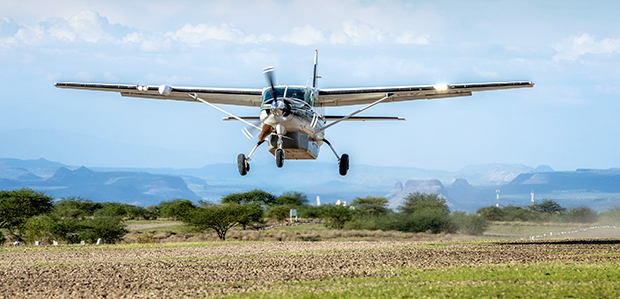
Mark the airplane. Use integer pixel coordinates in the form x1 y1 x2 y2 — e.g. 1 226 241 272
54 50 533 176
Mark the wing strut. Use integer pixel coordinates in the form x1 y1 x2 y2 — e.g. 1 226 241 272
315 93 394 135
189 93 262 131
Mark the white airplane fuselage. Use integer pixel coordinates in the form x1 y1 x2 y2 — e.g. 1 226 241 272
259 85 326 159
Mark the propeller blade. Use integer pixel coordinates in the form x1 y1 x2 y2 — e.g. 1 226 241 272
263 66 277 100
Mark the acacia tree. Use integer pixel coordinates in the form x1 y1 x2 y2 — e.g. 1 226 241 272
350 196 390 217
397 192 450 216
221 189 277 206
275 191 309 206
0 188 54 242
185 204 254 240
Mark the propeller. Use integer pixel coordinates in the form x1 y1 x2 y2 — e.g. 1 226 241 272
263 66 277 100
262 66 291 117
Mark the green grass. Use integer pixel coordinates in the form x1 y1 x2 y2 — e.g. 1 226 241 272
221 261 620 298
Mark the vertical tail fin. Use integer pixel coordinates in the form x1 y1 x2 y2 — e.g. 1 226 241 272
312 49 318 88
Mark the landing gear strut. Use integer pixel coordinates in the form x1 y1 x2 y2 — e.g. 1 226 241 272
237 140 264 176
323 139 349 176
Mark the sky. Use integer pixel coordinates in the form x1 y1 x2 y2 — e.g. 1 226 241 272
1 0 619 172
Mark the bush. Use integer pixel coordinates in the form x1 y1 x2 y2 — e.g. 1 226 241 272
298 205 322 218
275 191 309 206
0 188 54 242
371 212 451 234
451 211 488 235
350 196 390 217
477 206 504 221
320 204 353 229
266 205 294 222
157 199 197 220
599 206 620 226
54 196 103 219
79 216 128 244
397 192 450 217
565 206 598 223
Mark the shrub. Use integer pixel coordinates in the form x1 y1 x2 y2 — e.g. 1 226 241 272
565 206 598 223
0 188 54 242
275 191 309 206
158 199 197 220
54 196 103 219
397 192 450 217
79 216 128 244
350 196 390 217
266 205 294 222
320 204 353 229
477 206 504 221
298 205 322 218
451 211 488 235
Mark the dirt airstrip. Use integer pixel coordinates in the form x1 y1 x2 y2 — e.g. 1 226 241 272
1 238 620 298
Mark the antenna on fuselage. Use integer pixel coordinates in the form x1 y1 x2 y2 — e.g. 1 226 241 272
312 49 319 88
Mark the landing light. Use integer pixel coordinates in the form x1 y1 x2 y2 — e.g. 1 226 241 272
434 84 448 91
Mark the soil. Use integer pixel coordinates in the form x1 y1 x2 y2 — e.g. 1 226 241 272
1 238 619 298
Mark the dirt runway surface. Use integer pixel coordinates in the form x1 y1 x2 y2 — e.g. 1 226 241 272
1 239 620 298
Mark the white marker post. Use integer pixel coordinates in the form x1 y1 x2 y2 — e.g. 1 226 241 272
290 209 297 223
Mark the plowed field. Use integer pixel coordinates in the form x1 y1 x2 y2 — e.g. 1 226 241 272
1 238 620 298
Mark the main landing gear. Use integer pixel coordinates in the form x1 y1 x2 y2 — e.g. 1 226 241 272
324 139 349 176
236 137 350 176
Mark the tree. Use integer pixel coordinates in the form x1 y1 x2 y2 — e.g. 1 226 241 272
320 204 353 229
397 192 450 217
185 204 249 240
237 203 264 229
275 191 309 206
266 205 294 222
221 189 277 206
79 216 128 244
157 199 197 220
54 196 103 220
0 188 54 241
529 199 566 215
477 206 505 221
350 196 390 217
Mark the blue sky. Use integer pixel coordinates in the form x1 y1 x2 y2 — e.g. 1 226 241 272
1 0 619 172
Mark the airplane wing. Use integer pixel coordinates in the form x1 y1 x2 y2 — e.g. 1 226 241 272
54 82 263 107
316 81 534 107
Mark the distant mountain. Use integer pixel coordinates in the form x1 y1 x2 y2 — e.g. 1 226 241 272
386 179 450 209
1 157 619 211
0 161 202 205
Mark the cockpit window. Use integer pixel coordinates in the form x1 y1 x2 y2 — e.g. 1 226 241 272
263 87 312 104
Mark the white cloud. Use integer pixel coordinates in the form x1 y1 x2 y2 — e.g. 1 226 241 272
552 33 620 61
330 19 429 46
165 23 272 44
473 67 500 79
281 25 325 46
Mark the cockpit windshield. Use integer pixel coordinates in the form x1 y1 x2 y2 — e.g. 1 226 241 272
263 87 313 104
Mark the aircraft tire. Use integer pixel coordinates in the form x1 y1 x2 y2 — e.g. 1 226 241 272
275 149 284 168
237 154 248 176
339 153 349 176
